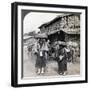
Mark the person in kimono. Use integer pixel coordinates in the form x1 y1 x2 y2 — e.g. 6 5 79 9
57 44 67 75
35 39 47 75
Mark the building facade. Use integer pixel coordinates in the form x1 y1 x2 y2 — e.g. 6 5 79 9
39 14 80 44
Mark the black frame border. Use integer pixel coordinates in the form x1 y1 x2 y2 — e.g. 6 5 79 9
11 2 88 87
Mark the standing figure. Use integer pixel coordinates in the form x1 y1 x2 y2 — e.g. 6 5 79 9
57 45 67 75
35 39 47 75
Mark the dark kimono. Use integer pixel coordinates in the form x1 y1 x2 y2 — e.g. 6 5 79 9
56 48 67 74
35 51 46 68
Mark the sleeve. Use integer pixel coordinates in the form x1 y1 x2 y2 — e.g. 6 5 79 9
64 48 68 60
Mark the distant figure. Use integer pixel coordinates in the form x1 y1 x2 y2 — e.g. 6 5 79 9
32 39 39 54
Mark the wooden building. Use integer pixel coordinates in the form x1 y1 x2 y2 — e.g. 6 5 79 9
39 14 80 46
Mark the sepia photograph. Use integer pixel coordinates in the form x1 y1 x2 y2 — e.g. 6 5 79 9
23 12 80 77
11 2 88 87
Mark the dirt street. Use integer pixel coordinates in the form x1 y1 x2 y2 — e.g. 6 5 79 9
23 48 80 78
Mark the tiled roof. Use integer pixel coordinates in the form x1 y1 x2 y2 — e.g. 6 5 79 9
39 14 72 28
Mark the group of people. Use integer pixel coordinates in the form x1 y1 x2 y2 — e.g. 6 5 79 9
32 38 74 75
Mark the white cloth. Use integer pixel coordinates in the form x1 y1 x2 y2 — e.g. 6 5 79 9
40 51 43 56
59 55 64 60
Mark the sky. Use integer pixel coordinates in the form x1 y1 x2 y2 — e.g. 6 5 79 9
23 12 63 34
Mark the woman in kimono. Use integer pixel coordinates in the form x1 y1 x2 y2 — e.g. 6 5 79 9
57 44 67 75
